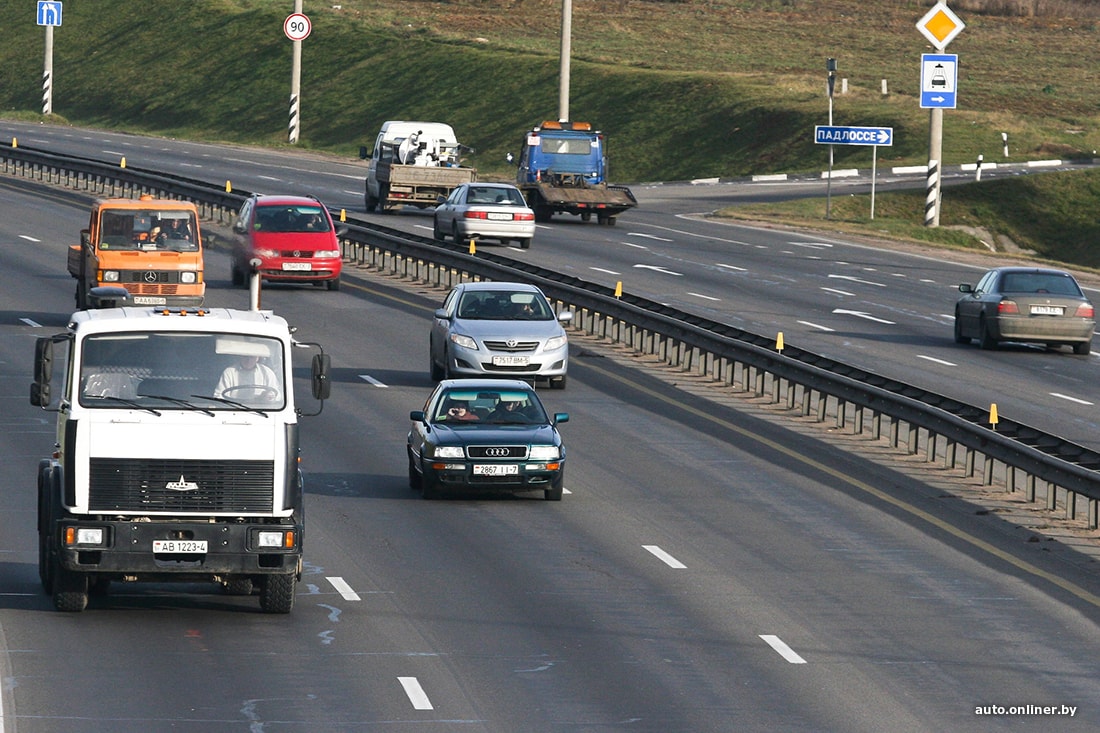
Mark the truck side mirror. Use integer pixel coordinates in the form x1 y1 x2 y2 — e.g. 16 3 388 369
30 337 53 406
358 145 370 160
311 353 331 401
81 230 91 248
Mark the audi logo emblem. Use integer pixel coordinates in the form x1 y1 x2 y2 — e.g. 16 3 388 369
484 447 510 457
144 271 159 283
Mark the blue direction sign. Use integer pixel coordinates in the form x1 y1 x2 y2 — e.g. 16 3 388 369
921 53 958 109
37 1 62 26
814 126 893 146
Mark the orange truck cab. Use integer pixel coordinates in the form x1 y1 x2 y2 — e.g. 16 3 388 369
67 196 205 309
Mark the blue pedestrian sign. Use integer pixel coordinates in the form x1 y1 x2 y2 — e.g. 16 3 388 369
921 53 958 109
814 126 893 147
37 1 62 26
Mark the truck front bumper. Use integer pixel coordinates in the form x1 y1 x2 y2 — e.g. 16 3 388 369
55 519 302 580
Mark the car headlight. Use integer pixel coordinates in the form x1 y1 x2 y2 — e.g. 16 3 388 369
316 249 340 258
102 270 120 282
254 248 279 259
430 445 465 459
544 335 568 351
529 445 560 460
180 271 197 284
450 333 478 350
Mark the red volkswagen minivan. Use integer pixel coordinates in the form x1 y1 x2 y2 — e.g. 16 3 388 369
231 194 344 291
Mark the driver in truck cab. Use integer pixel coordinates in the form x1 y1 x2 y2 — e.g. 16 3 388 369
215 353 280 402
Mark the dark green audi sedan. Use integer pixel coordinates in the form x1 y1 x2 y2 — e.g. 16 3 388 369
407 379 569 500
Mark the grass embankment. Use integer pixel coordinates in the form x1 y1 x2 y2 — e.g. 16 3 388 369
0 1 1096 267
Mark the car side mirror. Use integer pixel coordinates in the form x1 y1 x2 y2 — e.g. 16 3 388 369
434 308 450 320
557 311 574 324
958 284 973 293
553 412 569 425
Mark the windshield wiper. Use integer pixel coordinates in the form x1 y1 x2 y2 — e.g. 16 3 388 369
85 395 162 416
189 394 269 417
139 394 216 416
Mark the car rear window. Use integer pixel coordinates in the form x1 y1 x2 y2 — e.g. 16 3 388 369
1000 272 1081 296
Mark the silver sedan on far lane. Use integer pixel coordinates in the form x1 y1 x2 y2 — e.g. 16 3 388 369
433 182 536 249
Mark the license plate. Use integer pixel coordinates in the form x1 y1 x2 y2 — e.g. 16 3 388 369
132 296 167 305
492 355 529 366
486 212 512 221
153 540 208 553
1030 305 1064 315
282 262 313 271
474 464 519 476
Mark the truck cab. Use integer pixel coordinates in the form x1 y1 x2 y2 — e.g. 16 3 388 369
67 196 205 309
360 120 476 213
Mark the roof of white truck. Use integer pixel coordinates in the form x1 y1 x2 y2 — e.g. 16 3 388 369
377 121 458 143
69 306 291 336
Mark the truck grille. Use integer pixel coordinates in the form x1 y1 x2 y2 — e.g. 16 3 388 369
89 458 274 513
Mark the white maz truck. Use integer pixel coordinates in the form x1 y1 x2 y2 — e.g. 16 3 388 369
31 304 331 612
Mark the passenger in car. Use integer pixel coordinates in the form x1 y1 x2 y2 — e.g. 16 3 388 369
441 400 480 421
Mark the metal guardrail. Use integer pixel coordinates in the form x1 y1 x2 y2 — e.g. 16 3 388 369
4 141 1098 529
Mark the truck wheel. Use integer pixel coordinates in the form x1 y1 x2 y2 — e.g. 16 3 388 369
259 574 296 613
224 577 254 596
75 282 88 310
535 206 553 223
365 186 377 213
38 483 55 594
377 185 390 213
597 213 616 226
53 567 89 612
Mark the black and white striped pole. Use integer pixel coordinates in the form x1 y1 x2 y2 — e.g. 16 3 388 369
37 2 64 115
284 1 311 144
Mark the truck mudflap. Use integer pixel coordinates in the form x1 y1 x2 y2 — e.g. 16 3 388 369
528 182 637 224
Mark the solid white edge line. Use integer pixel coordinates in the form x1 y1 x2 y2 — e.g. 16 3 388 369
759 634 807 664
327 576 362 601
643 545 687 569
399 676 434 710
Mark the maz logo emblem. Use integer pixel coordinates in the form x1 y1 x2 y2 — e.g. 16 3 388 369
165 475 199 491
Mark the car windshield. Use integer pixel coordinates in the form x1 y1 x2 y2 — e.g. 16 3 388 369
1000 272 1082 297
79 331 286 411
99 210 199 252
456 291 553 320
434 388 547 424
465 186 526 206
255 205 331 233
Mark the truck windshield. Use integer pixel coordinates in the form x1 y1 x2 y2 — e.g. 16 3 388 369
79 332 285 411
99 210 199 252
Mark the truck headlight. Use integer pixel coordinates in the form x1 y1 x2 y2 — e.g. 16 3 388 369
256 530 295 549
180 272 197 284
529 445 560 460
65 527 105 546
102 270 120 282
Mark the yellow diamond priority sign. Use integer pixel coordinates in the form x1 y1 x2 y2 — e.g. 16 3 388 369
917 2 965 50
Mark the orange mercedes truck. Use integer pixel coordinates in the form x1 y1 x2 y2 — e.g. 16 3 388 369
67 196 205 309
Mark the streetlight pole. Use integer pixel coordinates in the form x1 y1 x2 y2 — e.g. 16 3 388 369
559 0 572 121
825 58 836 219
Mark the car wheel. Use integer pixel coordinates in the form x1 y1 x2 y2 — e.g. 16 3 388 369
326 277 340 291
421 463 441 500
517 238 532 249
453 223 467 248
978 317 998 350
953 312 970 344
429 338 445 381
544 484 563 501
231 262 245 287
408 450 423 491
550 375 567 390
1073 340 1091 355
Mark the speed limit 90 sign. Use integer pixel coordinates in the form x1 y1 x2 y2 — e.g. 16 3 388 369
284 13 311 41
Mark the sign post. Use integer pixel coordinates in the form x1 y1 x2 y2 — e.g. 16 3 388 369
814 126 894 219
284 4 311 144
37 1 63 115
916 2 965 227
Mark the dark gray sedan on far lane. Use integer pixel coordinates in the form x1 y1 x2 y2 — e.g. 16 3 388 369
954 266 1095 354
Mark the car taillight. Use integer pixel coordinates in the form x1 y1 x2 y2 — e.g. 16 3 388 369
463 211 491 220
1075 303 1095 318
514 212 535 221
997 300 1019 314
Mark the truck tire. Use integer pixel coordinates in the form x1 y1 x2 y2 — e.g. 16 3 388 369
224 577 254 596
259 573 296 613
75 281 88 310
597 213 617 226
534 206 553 223
53 567 89 612
365 184 377 213
377 185 391 214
